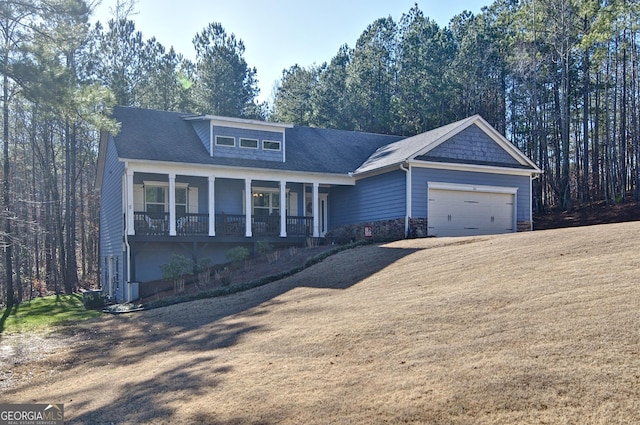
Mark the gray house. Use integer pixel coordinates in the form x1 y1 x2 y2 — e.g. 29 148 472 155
97 106 541 301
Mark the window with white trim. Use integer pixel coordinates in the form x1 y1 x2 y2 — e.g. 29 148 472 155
253 191 280 217
244 187 293 217
262 140 281 151
143 183 188 217
215 135 235 146
240 137 259 149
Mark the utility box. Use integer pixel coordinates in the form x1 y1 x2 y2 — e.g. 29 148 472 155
82 290 104 309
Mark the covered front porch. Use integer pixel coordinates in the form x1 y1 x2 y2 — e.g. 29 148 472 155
133 211 314 238
123 163 346 240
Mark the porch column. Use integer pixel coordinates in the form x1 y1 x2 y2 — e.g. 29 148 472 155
279 180 287 237
244 178 252 237
208 176 216 236
126 169 135 235
168 173 176 236
312 182 320 237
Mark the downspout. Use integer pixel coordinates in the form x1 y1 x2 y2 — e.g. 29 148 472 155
124 163 132 301
399 162 410 237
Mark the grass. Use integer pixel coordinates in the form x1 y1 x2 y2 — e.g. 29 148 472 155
2 222 640 424
0 294 102 334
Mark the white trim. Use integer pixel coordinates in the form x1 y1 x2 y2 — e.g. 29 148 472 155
208 176 216 236
244 179 252 237
399 163 410 235
142 180 189 188
263 140 282 151
215 135 235 147
427 181 518 234
122 159 356 186
239 137 259 149
185 114 293 131
529 175 534 231
280 180 287 238
427 181 518 195
473 118 541 170
410 160 540 176
209 122 214 156
282 130 286 163
168 174 176 236
125 168 134 236
412 115 541 172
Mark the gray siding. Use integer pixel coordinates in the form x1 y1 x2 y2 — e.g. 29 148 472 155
212 126 284 162
410 167 531 222
192 121 210 153
100 136 125 299
421 124 520 166
134 242 251 282
215 178 245 214
330 170 406 227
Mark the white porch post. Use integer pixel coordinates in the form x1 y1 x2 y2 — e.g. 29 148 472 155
208 176 216 236
126 169 135 235
280 180 287 237
312 182 320 237
244 178 252 237
168 173 176 236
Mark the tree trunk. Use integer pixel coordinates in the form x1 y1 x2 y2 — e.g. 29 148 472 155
3 73 14 307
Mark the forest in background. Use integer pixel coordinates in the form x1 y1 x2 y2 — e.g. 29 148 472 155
1 0 639 305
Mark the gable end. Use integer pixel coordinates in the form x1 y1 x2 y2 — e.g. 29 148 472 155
417 124 522 168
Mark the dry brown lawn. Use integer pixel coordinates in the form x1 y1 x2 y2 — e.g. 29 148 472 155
2 222 640 424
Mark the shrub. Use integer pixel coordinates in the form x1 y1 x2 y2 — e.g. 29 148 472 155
256 240 273 256
160 254 194 280
227 246 250 266
160 254 194 293
196 257 213 272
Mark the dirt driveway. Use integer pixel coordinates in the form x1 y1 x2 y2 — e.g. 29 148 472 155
2 222 640 424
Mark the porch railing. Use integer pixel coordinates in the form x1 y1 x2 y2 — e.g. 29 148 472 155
286 216 313 236
133 211 314 238
134 212 169 235
177 213 209 235
216 214 246 237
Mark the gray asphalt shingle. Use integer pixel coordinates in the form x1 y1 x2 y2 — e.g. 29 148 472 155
111 106 404 175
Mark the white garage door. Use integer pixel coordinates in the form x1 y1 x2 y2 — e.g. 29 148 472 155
428 186 515 237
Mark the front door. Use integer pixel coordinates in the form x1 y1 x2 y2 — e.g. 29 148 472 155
318 193 328 236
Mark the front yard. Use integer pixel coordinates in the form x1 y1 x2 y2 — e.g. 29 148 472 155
1 221 639 424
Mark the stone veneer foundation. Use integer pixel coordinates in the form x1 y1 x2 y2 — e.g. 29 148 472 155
326 218 532 243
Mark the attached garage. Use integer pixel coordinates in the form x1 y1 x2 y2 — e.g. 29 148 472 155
352 115 542 238
427 182 517 237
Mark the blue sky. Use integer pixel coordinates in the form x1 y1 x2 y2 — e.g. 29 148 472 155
92 0 488 102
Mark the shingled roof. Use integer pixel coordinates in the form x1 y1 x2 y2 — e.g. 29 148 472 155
110 106 404 175
354 115 541 175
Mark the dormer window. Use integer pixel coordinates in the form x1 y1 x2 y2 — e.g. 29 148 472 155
215 136 235 147
239 137 259 149
263 140 281 151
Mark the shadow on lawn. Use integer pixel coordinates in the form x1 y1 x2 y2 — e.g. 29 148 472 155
0 303 17 335
27 244 421 424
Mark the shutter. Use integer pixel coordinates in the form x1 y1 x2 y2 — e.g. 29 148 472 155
133 184 144 211
288 191 298 216
189 187 199 213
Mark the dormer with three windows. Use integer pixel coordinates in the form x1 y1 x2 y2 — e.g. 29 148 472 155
185 115 292 163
